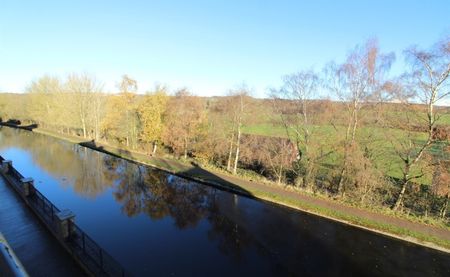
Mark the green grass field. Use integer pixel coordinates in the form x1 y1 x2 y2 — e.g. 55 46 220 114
242 120 449 185
439 113 450 125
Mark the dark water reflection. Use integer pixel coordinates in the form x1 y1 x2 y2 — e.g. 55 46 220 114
0 127 449 276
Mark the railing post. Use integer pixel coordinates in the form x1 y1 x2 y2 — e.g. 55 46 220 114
55 209 76 240
1 160 12 174
20 178 34 197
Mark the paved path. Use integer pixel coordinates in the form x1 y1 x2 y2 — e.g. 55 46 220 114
0 176 85 277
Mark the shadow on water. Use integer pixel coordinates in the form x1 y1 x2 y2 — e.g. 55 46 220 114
79 139 254 198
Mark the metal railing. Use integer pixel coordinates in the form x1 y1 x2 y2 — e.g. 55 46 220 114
0 155 127 276
70 225 125 276
28 188 61 230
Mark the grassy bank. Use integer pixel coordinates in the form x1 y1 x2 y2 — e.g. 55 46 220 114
5 125 450 252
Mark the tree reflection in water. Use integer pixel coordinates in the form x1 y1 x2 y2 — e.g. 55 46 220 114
0 128 264 264
112 161 257 261
114 163 208 228
72 147 119 197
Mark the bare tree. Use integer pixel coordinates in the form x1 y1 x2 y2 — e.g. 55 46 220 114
326 39 395 195
26 75 63 128
224 86 253 175
389 37 450 210
270 70 321 189
65 73 103 139
118 74 138 94
258 136 297 184
163 89 206 159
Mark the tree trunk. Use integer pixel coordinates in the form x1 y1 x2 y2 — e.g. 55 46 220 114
441 194 449 218
81 118 87 138
302 173 308 189
94 95 101 141
337 160 347 195
393 162 412 211
232 125 241 175
132 118 137 149
184 137 188 160
393 180 408 211
360 191 367 204
152 142 157 155
277 164 283 184
351 105 358 143
94 118 99 141
338 102 357 195
226 133 234 171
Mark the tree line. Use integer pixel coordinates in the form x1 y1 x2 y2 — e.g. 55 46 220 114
0 37 449 221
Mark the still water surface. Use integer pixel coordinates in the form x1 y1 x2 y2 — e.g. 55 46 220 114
0 127 449 276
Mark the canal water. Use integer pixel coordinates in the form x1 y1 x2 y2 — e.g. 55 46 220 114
0 127 449 276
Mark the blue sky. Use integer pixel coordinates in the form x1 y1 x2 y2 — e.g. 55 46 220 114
0 0 449 97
